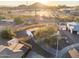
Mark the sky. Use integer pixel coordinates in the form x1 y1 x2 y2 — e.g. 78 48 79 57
48 1 79 6
0 0 79 6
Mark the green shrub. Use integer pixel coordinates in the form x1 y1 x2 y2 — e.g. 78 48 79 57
75 18 79 22
0 16 5 20
44 36 57 46
34 26 58 46
14 17 24 24
0 29 14 40
34 26 57 39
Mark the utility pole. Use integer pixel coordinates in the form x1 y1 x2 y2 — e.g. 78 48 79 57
26 1 30 11
26 1 29 5
34 4 37 18
55 31 60 57
35 7 37 17
26 1 36 16
55 38 59 57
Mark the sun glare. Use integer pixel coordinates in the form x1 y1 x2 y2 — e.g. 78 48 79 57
38 0 49 4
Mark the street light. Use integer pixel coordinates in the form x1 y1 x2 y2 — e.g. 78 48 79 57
55 31 61 57
55 38 59 57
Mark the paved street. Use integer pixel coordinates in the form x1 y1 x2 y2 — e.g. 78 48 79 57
60 30 79 44
60 30 79 43
57 30 79 57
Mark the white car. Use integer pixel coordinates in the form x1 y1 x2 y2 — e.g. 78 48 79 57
60 26 66 30
66 40 69 43
59 22 66 30
64 37 68 40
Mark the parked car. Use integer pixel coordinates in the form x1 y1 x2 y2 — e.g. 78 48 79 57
59 22 66 30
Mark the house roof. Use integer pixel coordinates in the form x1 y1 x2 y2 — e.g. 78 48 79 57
74 24 79 31
67 22 79 31
1 19 14 22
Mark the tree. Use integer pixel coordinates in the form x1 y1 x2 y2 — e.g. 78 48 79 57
35 27 55 39
44 35 57 46
57 5 67 9
34 26 58 46
34 25 66 49
75 18 79 22
0 28 15 40
0 16 5 20
8 11 11 14
14 17 24 24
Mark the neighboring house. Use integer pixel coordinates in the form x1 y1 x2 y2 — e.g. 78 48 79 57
0 19 14 31
16 30 28 38
7 38 19 45
66 22 79 34
0 19 14 25
26 30 34 37
59 22 66 30
0 19 14 22
0 44 30 58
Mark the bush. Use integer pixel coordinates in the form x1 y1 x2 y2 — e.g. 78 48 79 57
0 28 15 40
44 36 57 46
75 18 79 22
34 26 58 46
0 16 5 20
34 26 58 39
14 17 24 24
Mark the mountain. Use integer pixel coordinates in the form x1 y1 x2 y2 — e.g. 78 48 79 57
0 2 58 10
29 2 48 9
